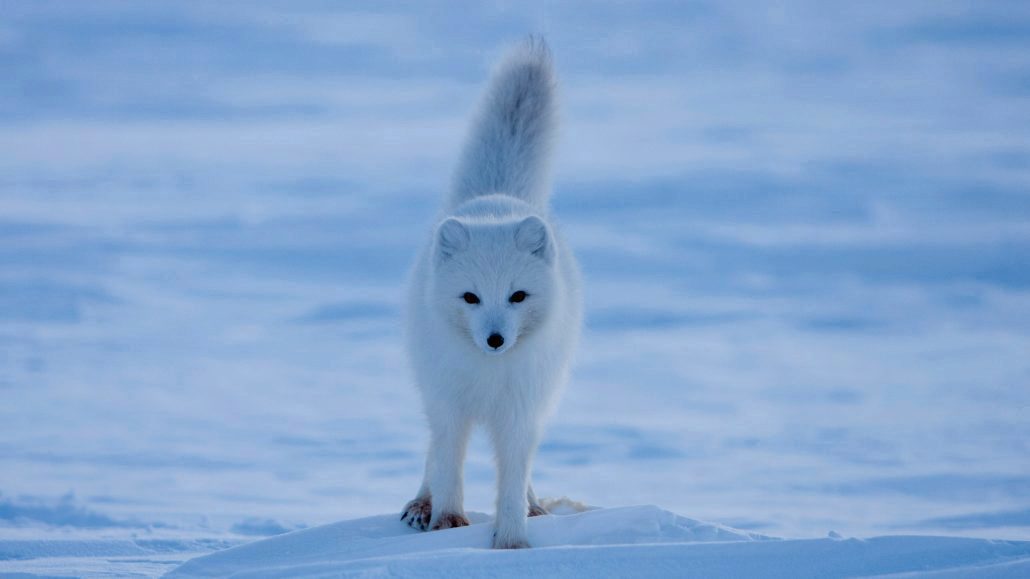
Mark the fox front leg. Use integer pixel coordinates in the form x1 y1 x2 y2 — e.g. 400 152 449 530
490 422 540 549
401 449 434 531
426 416 472 531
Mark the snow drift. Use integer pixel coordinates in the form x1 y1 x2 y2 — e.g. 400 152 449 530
167 505 1030 578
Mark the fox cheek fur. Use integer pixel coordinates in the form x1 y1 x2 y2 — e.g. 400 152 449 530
402 38 582 550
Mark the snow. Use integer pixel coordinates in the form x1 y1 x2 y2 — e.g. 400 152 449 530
3 1 1030 577
166 506 1030 578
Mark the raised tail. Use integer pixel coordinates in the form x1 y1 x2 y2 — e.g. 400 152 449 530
448 38 557 210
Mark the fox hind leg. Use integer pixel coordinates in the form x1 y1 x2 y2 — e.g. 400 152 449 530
527 484 548 517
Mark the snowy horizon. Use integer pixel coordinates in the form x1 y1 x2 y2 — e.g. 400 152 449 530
2 1 1029 575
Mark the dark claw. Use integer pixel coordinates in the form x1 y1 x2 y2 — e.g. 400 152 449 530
431 512 470 531
401 497 433 531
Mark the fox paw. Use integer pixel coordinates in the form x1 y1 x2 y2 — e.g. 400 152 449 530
431 512 470 531
400 497 432 531
528 504 548 517
492 533 530 549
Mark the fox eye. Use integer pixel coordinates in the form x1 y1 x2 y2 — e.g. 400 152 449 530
463 292 480 304
509 290 528 303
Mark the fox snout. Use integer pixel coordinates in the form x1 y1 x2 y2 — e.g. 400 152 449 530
480 327 513 354
473 312 516 354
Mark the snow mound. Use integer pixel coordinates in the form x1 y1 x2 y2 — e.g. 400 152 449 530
167 506 1030 578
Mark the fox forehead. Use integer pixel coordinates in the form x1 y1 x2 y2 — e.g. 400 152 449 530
462 220 526 252
432 229 550 291
436 243 541 287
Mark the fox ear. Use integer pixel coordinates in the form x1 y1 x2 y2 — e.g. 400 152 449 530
435 218 469 262
515 216 554 264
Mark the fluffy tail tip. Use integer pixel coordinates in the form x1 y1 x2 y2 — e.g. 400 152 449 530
499 36 554 82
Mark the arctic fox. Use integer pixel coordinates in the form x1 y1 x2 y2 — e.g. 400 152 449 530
400 39 582 550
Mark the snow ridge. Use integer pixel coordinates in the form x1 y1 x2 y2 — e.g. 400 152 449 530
167 506 1030 578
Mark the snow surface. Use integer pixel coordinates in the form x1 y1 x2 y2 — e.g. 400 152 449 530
167 506 1030 578
2 1 1030 577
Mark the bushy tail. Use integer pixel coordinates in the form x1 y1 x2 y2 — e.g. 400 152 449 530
449 38 557 210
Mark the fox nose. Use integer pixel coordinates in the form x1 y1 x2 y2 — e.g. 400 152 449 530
487 333 505 349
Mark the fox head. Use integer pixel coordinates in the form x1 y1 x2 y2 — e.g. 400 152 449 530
429 215 556 355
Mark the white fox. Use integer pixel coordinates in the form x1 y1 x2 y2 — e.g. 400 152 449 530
401 39 582 550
